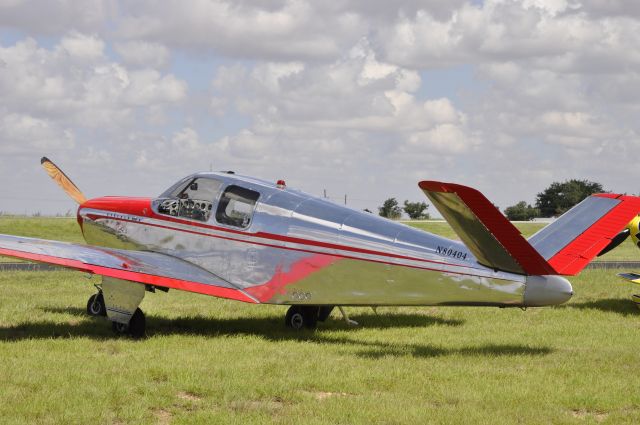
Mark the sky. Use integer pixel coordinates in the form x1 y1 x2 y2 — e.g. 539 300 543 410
1 0 640 216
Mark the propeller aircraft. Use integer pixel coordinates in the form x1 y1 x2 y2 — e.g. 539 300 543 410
1 157 640 337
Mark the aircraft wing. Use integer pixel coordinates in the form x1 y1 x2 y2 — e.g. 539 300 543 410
618 273 640 285
0 234 257 303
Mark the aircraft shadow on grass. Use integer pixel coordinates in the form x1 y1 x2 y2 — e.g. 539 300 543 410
563 298 639 317
0 306 552 359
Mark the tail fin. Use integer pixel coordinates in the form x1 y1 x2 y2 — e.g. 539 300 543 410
419 181 640 276
41 157 87 204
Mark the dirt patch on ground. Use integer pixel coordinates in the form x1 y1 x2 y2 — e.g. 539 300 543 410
230 397 286 412
302 390 351 400
571 409 608 422
177 391 202 402
153 408 172 425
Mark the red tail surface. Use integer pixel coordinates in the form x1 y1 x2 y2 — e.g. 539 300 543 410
419 181 640 276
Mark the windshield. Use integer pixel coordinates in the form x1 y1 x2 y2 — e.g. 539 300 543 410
156 177 223 222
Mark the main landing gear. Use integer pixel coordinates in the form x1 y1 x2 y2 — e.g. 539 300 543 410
285 305 357 330
285 306 320 330
111 308 146 339
85 278 147 338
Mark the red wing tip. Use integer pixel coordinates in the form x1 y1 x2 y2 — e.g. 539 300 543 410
419 181 479 195
418 181 449 192
592 193 622 199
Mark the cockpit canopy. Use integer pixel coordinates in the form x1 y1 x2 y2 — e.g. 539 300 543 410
153 176 259 228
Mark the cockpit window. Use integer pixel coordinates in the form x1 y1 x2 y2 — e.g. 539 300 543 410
157 178 222 222
215 185 259 229
179 178 222 202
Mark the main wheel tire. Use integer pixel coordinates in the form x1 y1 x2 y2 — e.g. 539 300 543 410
285 306 319 330
86 293 106 317
128 308 146 339
285 306 304 330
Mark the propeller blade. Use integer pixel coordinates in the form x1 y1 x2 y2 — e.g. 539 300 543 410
597 228 630 257
40 157 87 204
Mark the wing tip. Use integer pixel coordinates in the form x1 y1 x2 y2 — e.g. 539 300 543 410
418 181 449 192
40 156 49 164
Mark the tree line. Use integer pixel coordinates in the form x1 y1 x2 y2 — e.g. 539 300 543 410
503 179 604 221
376 179 605 221
377 198 430 219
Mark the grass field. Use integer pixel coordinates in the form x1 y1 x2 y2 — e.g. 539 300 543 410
1 217 640 424
0 217 84 263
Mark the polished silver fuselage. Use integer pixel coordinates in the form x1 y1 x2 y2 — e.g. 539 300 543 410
78 172 569 307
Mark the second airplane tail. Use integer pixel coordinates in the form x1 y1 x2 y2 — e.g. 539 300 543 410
419 181 640 276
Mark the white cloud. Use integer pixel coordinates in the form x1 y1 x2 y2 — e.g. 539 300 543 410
113 40 170 68
0 0 114 34
58 31 105 60
0 112 75 154
208 41 472 164
0 34 187 129
115 0 362 61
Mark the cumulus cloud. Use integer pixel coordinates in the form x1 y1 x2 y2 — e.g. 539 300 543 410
208 40 473 168
0 112 74 154
0 0 114 34
0 34 186 129
113 40 170 68
58 31 106 60
115 0 362 61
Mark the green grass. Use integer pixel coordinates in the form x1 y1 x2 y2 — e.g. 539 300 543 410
0 269 639 424
0 216 83 243
0 217 83 262
2 218 640 423
406 220 546 239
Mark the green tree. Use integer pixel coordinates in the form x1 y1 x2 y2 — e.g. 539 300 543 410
378 198 402 219
504 201 539 221
403 200 430 220
536 179 605 217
